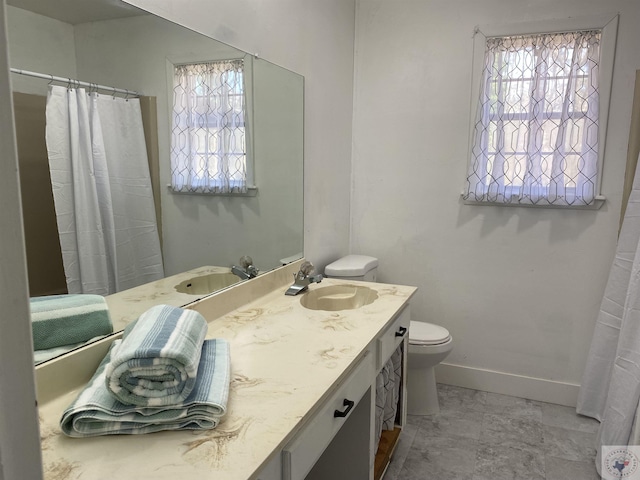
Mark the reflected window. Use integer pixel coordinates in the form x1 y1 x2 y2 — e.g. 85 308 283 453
170 60 248 193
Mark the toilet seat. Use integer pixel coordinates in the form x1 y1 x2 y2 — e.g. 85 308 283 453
409 321 451 346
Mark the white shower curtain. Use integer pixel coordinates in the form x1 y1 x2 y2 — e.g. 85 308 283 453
577 151 640 470
45 86 164 296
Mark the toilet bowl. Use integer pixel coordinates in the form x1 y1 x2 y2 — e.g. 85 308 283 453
324 255 453 416
408 320 453 415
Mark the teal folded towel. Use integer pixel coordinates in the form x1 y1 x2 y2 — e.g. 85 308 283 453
105 304 208 407
60 338 230 437
33 336 107 365
30 294 113 351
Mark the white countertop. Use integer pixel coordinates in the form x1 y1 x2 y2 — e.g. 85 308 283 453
38 272 416 480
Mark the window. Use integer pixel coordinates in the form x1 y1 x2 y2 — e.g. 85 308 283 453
464 16 618 207
170 59 248 194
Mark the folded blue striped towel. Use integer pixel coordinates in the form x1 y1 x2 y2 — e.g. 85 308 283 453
60 338 230 437
30 294 113 351
105 305 208 407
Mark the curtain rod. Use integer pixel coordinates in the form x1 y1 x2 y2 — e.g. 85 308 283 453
10 68 141 97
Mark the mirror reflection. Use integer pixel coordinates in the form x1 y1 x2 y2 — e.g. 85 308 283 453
7 0 304 363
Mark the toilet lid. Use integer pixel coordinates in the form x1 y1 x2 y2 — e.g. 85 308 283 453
409 321 451 345
325 255 379 277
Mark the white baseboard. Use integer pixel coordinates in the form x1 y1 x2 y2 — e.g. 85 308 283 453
435 362 580 407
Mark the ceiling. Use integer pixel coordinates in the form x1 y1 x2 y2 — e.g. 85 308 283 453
6 0 146 24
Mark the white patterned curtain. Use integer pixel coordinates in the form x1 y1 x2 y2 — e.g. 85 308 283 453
464 31 601 206
170 60 247 194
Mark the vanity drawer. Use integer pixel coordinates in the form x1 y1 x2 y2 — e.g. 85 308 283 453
377 305 410 370
282 351 375 480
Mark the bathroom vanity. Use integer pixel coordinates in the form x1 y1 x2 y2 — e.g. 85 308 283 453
36 260 416 479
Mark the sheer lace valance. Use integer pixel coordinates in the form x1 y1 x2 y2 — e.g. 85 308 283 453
170 59 247 194
464 30 601 206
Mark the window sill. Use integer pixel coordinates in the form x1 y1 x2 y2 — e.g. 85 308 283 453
167 185 258 197
460 193 606 210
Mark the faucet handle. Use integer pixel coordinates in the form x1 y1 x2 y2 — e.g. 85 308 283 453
299 261 315 276
239 255 254 269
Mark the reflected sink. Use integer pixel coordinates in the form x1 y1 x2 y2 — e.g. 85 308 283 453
300 284 378 311
174 272 242 295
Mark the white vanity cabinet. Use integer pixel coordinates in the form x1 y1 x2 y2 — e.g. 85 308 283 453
37 265 417 480
260 305 411 480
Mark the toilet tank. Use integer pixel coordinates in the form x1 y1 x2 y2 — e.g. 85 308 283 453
324 255 379 282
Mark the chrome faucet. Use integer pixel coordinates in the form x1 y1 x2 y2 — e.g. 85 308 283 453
231 255 259 280
285 261 323 296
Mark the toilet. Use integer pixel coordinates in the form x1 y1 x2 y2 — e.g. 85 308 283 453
407 320 453 415
324 255 453 416
324 254 378 282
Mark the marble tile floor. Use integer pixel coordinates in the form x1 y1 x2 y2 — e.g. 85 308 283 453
384 384 601 480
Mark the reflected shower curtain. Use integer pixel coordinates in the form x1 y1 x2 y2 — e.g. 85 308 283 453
577 151 640 473
45 86 163 296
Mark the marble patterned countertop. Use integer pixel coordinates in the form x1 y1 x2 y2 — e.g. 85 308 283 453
38 271 416 480
105 265 241 333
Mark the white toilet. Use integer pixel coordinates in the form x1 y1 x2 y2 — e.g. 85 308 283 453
324 255 453 416
407 321 452 415
324 254 379 282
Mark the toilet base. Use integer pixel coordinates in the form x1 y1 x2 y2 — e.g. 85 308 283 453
407 365 440 415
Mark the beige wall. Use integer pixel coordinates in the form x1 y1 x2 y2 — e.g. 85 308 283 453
621 71 640 231
13 92 67 296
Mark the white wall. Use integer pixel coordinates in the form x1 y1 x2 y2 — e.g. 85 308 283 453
0 1 43 478
125 0 357 270
352 0 640 405
6 5 76 96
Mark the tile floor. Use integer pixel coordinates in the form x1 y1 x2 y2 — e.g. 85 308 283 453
384 384 601 480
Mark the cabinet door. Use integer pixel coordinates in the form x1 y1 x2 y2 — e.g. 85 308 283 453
282 351 375 480
256 453 282 480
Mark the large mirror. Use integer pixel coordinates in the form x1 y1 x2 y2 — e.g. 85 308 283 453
6 0 304 363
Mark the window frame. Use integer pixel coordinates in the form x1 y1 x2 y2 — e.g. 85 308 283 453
464 14 619 209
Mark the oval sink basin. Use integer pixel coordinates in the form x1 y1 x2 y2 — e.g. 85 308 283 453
300 284 378 311
174 272 242 295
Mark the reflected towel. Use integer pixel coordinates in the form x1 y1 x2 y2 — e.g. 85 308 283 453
30 294 113 351
33 335 108 365
60 338 230 437
105 305 207 407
